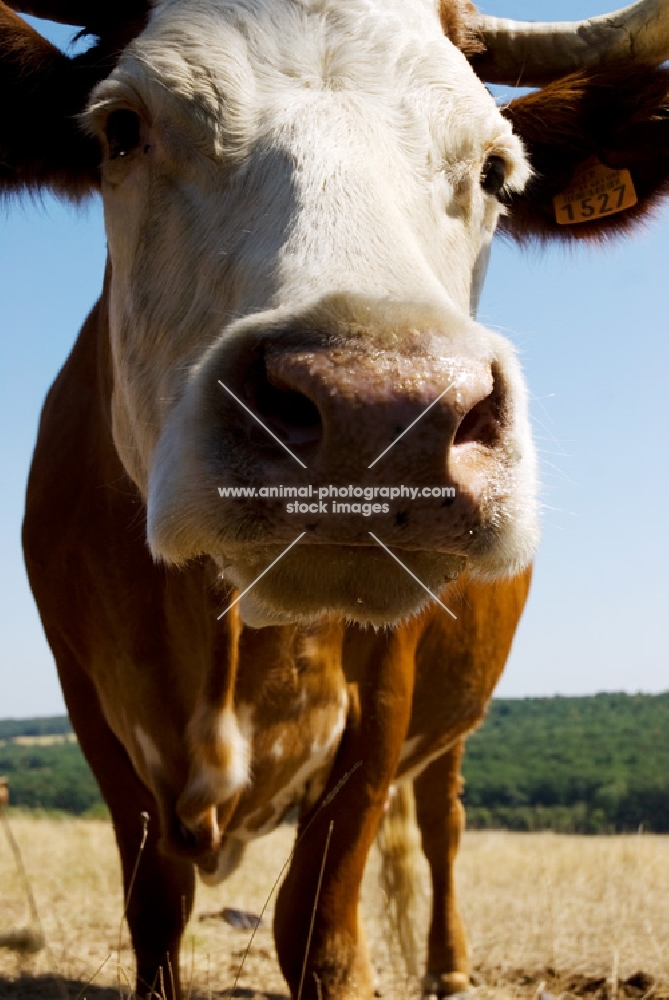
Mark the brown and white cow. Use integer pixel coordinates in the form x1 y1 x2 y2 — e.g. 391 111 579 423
4 0 669 997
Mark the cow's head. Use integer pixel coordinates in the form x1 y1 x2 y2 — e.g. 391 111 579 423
4 0 669 625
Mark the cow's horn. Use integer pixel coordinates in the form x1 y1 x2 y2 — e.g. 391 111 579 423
472 0 669 86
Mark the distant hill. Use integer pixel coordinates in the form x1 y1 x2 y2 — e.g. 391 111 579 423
0 716 72 740
0 716 99 815
1 693 668 831
463 692 669 833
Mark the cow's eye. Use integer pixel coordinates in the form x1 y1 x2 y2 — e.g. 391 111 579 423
481 155 507 198
105 109 142 160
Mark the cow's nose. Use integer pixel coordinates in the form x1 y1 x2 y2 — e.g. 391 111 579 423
244 344 503 473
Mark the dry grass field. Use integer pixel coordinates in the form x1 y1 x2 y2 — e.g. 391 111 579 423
1 813 667 1000
0 737 77 748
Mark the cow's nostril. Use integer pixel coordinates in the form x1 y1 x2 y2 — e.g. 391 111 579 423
453 365 505 448
257 381 321 430
248 361 322 453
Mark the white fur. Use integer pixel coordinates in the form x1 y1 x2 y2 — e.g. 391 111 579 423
84 0 537 624
184 703 254 805
222 703 254 794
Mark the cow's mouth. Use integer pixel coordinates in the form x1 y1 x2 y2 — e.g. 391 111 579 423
215 543 467 626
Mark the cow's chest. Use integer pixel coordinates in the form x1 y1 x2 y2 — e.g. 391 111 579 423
234 625 348 825
195 623 348 882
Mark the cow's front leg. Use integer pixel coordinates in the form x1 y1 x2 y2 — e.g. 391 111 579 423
118 802 196 1000
414 743 469 998
274 623 419 1000
56 652 195 1000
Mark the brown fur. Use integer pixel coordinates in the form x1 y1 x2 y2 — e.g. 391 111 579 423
0 1 149 198
439 0 484 59
502 67 669 243
414 745 469 998
0 3 96 197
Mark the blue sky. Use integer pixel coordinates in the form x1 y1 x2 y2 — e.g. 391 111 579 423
1 1 667 717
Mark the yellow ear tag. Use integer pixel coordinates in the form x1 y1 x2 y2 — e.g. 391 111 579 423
553 157 637 225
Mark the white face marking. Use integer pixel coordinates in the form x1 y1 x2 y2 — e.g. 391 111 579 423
86 0 529 489
84 0 537 623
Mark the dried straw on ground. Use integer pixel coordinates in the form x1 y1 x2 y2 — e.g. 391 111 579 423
1 814 668 999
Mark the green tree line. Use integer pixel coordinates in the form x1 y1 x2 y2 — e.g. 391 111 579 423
462 692 669 833
1 692 668 831
0 740 102 815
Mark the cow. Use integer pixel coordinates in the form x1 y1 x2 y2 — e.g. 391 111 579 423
4 0 669 997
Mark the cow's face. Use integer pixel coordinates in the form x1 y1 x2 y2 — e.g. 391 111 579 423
85 0 537 625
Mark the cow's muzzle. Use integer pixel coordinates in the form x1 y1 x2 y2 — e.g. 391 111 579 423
148 297 537 624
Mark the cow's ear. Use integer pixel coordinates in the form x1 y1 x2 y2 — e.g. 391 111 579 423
0 3 103 198
500 67 669 243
